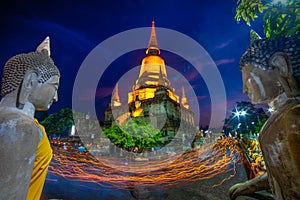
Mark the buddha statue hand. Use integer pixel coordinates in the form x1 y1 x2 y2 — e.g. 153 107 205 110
229 181 257 200
229 173 270 200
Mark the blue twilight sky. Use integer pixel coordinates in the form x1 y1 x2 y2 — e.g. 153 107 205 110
0 0 265 126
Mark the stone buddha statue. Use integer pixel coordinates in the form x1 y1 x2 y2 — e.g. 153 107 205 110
0 37 60 199
229 33 300 200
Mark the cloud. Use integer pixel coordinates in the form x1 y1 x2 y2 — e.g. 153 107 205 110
197 95 207 100
215 40 232 49
184 70 199 81
41 21 95 51
95 87 114 99
77 87 113 101
214 58 235 66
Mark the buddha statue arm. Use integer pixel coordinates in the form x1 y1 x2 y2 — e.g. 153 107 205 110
0 117 40 199
285 106 300 176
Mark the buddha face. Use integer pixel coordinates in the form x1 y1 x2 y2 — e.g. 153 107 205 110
241 64 282 104
28 75 60 111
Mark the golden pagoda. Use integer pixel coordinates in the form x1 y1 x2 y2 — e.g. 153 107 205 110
104 21 195 140
128 21 179 106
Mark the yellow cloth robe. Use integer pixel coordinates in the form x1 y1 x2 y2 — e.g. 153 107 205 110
26 119 53 200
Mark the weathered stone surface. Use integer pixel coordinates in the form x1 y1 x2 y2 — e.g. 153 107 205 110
0 37 60 199
229 35 300 200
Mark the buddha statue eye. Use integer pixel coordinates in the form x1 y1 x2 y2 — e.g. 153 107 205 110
276 81 281 87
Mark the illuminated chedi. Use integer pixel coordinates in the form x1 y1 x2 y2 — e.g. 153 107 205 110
181 86 190 109
112 83 121 107
104 21 195 142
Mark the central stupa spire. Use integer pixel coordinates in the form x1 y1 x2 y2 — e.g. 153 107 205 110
133 21 170 89
148 21 158 48
146 20 160 55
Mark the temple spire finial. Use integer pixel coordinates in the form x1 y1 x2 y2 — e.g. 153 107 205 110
148 20 158 48
146 20 160 55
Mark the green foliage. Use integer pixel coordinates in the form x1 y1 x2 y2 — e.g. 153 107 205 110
263 1 300 39
103 118 164 152
235 0 300 39
41 108 74 136
255 117 267 133
235 0 267 26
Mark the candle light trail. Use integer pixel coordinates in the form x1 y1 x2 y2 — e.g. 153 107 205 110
48 137 242 191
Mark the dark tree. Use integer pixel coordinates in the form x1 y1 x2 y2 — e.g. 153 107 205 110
224 101 268 136
41 108 74 137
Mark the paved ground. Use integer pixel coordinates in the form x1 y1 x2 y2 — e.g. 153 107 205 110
42 163 248 200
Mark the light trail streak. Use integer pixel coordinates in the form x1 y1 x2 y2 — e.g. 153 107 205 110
48 137 242 190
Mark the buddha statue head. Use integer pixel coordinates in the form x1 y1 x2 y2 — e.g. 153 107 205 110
1 36 60 111
240 33 300 106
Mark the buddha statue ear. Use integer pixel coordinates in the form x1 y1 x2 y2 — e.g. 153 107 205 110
269 52 298 97
36 36 51 56
269 52 292 77
17 70 38 109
